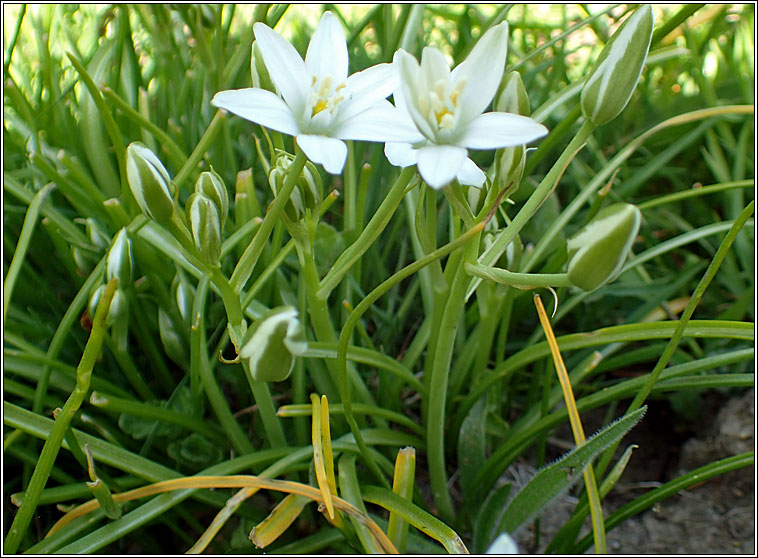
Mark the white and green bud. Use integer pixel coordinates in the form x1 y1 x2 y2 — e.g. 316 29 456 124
239 306 307 383
194 170 229 228
126 142 177 223
580 5 654 126
106 228 132 287
88 284 127 326
268 151 323 221
492 71 531 195
251 40 276 93
187 192 223 266
566 202 641 291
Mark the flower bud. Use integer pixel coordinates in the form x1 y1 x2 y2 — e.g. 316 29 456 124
194 170 229 228
106 228 132 287
126 142 176 223
492 71 530 195
187 192 222 266
239 307 307 383
269 151 322 221
251 40 276 93
566 203 641 291
580 5 654 126
88 284 127 326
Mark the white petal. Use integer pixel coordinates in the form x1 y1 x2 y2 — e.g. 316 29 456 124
456 112 548 149
395 50 436 141
253 22 309 118
343 63 398 115
305 11 348 82
420 46 451 89
212 88 300 136
332 99 424 143
453 21 509 124
416 144 467 189
385 142 419 168
297 134 348 174
457 157 486 187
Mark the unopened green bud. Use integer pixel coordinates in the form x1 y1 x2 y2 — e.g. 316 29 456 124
187 192 222 266
581 5 654 126
126 142 176 222
493 72 531 195
106 228 132 287
88 285 127 326
495 71 530 116
269 151 323 221
567 202 641 291
195 170 229 228
239 306 307 383
251 40 276 92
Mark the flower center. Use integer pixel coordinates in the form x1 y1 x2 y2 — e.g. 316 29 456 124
310 75 346 117
419 77 467 139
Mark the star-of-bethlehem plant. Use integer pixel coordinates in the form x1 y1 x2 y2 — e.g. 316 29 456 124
207 8 554 528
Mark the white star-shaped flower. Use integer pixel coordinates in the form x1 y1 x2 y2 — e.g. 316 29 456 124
386 21 548 189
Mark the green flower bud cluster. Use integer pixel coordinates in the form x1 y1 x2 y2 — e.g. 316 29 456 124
238 306 307 383
186 170 229 267
126 142 177 223
268 150 323 221
566 202 642 291
581 5 654 126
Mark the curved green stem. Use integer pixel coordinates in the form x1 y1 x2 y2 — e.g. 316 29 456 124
465 262 572 288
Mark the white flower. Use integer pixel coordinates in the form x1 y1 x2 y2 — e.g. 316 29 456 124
385 21 548 189
211 11 422 175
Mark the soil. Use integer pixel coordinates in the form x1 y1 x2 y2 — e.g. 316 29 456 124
508 389 755 554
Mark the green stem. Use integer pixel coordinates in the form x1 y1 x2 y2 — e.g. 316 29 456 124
337 218 486 495
230 150 307 293
465 263 573 288
244 372 288 449
4 279 117 553
317 166 416 299
425 229 482 523
192 278 254 456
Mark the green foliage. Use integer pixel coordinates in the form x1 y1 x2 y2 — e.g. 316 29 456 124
3 3 754 554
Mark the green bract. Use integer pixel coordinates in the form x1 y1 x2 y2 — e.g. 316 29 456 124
125 142 177 223
239 307 307 383
566 202 642 291
187 192 222 266
580 5 654 126
195 170 229 228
